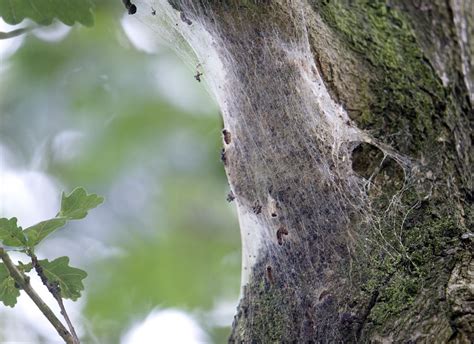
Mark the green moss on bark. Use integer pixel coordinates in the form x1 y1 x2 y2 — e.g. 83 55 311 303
313 0 447 156
308 3 471 335
231 278 293 342
359 206 465 332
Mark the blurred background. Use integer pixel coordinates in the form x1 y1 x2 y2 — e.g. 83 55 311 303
0 1 241 343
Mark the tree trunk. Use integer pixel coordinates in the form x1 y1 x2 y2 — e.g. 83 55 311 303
139 0 472 341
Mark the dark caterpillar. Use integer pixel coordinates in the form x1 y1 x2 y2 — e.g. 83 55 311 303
122 0 137 15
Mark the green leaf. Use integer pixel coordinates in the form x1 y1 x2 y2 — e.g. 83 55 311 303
0 218 27 247
59 187 104 220
23 187 103 247
0 0 95 27
0 263 20 307
38 257 87 301
24 218 66 247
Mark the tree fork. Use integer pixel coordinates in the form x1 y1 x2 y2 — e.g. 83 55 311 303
154 0 473 341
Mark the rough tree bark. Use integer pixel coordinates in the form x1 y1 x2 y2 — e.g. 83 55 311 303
143 0 472 342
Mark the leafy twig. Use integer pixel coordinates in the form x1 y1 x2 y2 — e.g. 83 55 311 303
0 248 75 344
31 253 80 344
0 188 101 343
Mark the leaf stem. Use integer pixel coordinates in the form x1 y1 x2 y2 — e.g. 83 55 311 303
0 248 74 344
55 294 80 343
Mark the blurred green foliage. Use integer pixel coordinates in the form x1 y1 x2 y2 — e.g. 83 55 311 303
0 0 94 26
0 1 240 342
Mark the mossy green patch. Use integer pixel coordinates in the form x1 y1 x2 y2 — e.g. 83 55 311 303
310 0 467 329
314 0 447 155
359 208 462 326
232 278 289 342
368 272 418 325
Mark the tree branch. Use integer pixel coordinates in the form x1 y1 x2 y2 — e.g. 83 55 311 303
0 248 74 344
